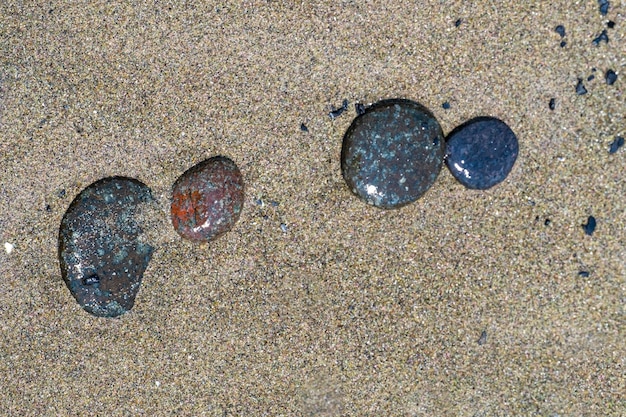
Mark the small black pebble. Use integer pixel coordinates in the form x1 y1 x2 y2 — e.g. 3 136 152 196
300 123 309 132
455 18 462 27
57 189 66 198
605 69 617 85
555 25 566 37
578 271 590 277
598 0 609 15
355 102 366 116
549 98 556 110
445 117 518 190
609 136 624 153
477 330 487 345
582 216 596 236
592 30 609 46
576 79 588 95
544 218 551 226
45 204 52 212
587 75 595 81
592 68 597 72
329 99 349 119
560 40 567 48
607 20 615 29
442 101 451 110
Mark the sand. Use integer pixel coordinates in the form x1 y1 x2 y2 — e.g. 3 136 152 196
0 1 624 415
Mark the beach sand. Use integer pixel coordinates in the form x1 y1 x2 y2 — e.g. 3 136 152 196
0 1 624 415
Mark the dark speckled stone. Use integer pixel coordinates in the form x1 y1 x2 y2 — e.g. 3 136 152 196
171 156 244 242
58 177 155 318
445 117 519 190
341 99 445 208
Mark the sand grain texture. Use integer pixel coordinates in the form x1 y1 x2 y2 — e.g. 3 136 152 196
1 1 624 415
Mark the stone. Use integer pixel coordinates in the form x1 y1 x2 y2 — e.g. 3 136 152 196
605 69 617 85
171 156 244 242
58 177 156 318
341 98 445 208
445 117 519 190
582 216 597 236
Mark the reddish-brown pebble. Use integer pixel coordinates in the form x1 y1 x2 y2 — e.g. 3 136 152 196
171 156 244 242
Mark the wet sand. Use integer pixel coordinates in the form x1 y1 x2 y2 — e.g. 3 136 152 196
1 1 624 415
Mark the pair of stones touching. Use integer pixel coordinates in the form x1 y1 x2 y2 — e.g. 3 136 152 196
59 98 518 317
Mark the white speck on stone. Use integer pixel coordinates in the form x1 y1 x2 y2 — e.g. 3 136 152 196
4 242 14 254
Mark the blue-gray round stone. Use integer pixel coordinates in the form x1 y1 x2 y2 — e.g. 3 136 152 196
341 99 445 208
58 177 155 318
445 117 519 190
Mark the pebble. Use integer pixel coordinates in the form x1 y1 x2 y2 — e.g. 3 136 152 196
598 0 610 15
605 69 617 85
609 136 624 154
592 30 609 46
170 156 244 242
576 79 588 95
58 177 156 318
549 98 556 110
445 117 519 190
341 98 445 208
582 216 597 236
554 25 566 37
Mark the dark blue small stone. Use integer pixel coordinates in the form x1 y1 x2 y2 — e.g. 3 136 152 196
598 0 609 15
607 20 615 28
455 19 462 27
445 117 519 190
576 79 587 95
592 30 609 46
605 69 617 85
609 136 624 153
58 177 155 317
300 123 309 132
582 216 596 236
587 74 595 81
442 101 451 110
560 40 567 48
549 98 556 110
341 99 445 208
555 25 566 37
578 271 590 277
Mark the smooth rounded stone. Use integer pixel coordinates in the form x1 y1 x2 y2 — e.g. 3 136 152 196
445 117 519 190
341 98 445 208
58 177 155 318
171 156 244 242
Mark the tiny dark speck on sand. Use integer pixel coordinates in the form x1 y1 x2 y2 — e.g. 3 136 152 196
605 69 617 85
442 101 451 110
609 136 624 153
598 0 610 15
478 330 487 345
582 216 596 236
555 25 566 37
578 271 590 277
300 123 309 132
607 21 615 29
549 98 556 110
575 79 587 95
329 99 349 119
455 19 462 27
592 30 609 46
560 40 567 48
